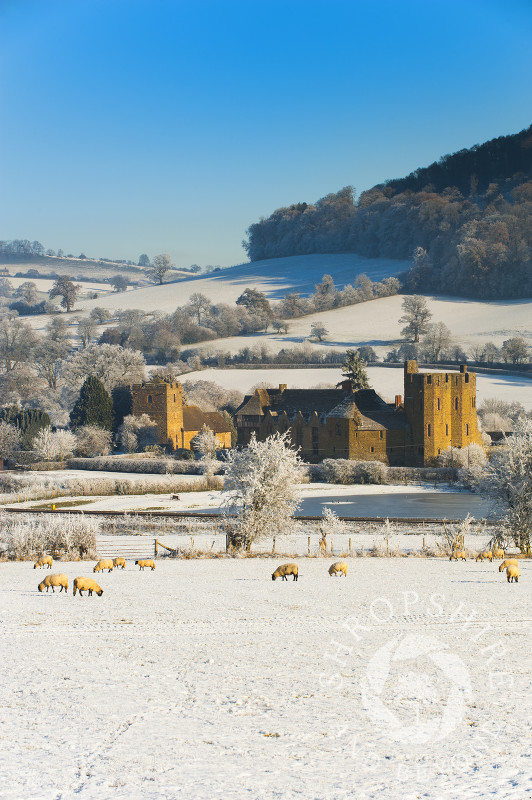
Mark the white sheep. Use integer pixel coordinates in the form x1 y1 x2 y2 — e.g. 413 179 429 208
73 577 104 596
492 548 505 559
93 559 114 573
498 559 519 572
38 573 68 593
113 557 126 569
135 559 156 571
272 563 298 581
328 561 348 577
506 565 520 583
34 556 53 569
475 551 493 562
450 550 467 561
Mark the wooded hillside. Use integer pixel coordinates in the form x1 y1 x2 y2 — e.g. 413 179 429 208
244 125 532 299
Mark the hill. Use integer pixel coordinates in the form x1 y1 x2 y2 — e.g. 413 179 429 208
244 126 532 299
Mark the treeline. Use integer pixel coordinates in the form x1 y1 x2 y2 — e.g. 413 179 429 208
244 125 532 299
98 274 399 362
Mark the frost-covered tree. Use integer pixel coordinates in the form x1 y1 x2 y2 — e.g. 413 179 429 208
399 295 432 342
0 421 22 459
310 322 328 342
14 281 39 305
148 254 173 284
32 427 76 463
74 425 112 457
49 276 80 312
62 343 145 391
118 413 158 453
192 424 218 478
339 349 370 390
470 419 532 553
222 431 304 550
420 321 452 362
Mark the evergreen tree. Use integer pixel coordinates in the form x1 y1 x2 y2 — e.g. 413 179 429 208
111 385 133 434
339 349 370 390
70 376 114 430
0 406 51 449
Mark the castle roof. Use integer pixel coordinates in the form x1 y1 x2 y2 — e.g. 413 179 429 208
236 386 408 431
182 406 232 433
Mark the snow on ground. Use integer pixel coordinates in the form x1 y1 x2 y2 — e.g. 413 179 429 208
183 365 532 410
0 557 530 799
181 293 532 360
8 276 112 294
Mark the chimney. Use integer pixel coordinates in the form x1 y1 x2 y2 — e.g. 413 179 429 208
459 364 467 373
395 394 402 408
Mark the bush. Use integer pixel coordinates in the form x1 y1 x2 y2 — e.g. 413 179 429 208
0 511 99 560
320 459 388 484
67 456 205 474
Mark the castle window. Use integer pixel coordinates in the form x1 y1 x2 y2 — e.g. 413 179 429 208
370 446 375 453
174 394 176 403
427 375 432 384
437 398 440 411
379 431 383 439
466 423 469 436
446 424 449 436
472 397 476 408
418 446 424 455
427 423 431 437
465 373 469 383
148 395 152 404
436 376 440 386
445 374 449 382
455 397 459 411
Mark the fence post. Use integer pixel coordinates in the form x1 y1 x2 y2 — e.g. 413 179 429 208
272 536 276 554
386 537 389 554
308 535 311 555
191 537 194 550
422 535 425 550
349 537 352 553
330 539 333 554
154 539 158 557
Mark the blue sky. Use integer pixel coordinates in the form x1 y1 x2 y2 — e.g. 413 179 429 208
1 0 531 267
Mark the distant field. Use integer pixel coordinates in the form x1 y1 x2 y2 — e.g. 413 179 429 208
14 252 532 361
183 365 532 410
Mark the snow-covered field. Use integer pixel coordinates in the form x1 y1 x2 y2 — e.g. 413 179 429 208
1 557 530 799
183 365 532 411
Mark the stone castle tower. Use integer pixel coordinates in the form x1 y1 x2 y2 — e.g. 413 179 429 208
403 360 482 464
131 381 184 449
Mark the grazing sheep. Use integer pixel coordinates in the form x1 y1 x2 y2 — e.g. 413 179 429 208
272 563 298 581
328 561 348 577
499 559 519 572
475 551 493 562
135 559 156 571
93 559 114 573
506 564 521 583
113 557 126 569
492 548 505 559
506 565 520 583
38 573 68 593
33 556 53 570
73 577 103 597
450 550 467 561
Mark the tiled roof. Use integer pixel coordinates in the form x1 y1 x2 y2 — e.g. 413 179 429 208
182 406 231 433
236 386 409 431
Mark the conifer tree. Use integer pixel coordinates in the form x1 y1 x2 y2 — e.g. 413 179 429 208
339 349 370 390
70 376 114 430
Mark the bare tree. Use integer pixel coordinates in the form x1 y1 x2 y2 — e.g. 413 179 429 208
148 254 173 284
399 296 432 342
77 317 97 348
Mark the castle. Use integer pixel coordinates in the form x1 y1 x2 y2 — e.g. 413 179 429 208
234 361 483 466
131 381 232 450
